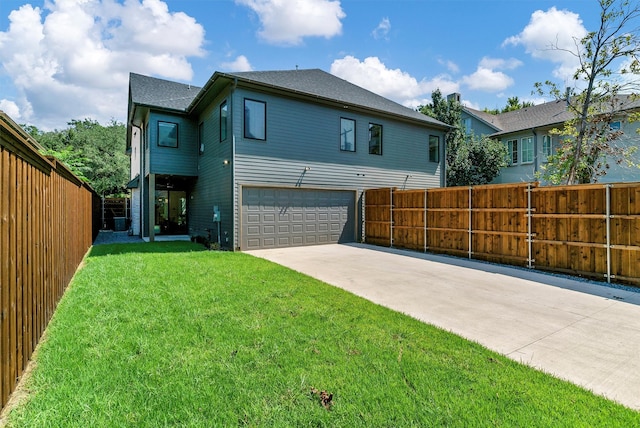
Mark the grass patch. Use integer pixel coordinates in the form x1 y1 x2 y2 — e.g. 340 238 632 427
5 242 639 427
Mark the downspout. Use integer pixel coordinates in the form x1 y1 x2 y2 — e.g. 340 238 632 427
532 128 538 179
231 78 237 250
442 130 447 188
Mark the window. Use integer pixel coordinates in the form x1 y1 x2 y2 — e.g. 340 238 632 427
521 136 533 164
462 118 472 135
368 123 383 155
429 135 439 163
340 118 356 152
507 139 518 165
158 121 178 148
244 99 266 140
220 101 228 142
198 122 204 155
542 135 552 158
610 121 621 130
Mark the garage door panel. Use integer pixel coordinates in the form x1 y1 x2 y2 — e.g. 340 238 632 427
242 187 355 250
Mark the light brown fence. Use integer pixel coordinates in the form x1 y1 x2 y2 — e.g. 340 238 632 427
364 182 640 286
1 112 98 410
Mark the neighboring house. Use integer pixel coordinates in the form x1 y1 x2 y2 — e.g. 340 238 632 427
460 95 640 184
127 69 450 250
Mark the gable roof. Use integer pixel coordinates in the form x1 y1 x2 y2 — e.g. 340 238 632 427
192 68 450 129
464 94 640 137
129 73 201 112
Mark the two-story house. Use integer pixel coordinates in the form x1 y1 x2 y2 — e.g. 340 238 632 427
459 95 640 184
127 69 450 250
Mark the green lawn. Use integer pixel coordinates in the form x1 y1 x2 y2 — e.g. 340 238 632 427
5 242 640 427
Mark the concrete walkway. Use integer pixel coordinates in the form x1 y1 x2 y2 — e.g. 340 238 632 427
246 243 640 410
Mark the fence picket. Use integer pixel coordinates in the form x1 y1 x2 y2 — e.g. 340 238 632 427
1 113 98 411
365 182 640 287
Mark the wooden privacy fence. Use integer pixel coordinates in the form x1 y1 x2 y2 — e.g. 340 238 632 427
364 182 640 286
0 112 98 410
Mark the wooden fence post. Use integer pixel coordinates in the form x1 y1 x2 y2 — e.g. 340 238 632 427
424 189 428 253
468 186 472 259
390 187 394 247
527 183 534 269
606 184 611 283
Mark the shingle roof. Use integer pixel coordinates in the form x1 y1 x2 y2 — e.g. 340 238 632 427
465 94 640 137
215 69 450 128
130 69 450 128
129 73 201 111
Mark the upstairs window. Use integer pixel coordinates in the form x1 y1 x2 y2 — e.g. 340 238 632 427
521 136 534 164
220 101 228 142
340 118 356 152
158 121 178 148
244 99 266 140
506 139 518 165
429 135 440 163
198 122 204 155
368 123 383 155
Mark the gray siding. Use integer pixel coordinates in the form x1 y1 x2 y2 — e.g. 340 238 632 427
188 90 234 245
148 112 198 176
462 111 499 137
230 87 445 248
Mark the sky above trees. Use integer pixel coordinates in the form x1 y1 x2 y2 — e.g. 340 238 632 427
0 0 618 130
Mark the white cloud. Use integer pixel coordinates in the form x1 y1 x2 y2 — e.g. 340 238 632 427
0 0 205 129
236 0 345 46
0 99 22 119
372 17 391 40
221 55 254 72
461 56 521 92
330 55 459 108
503 7 587 80
462 67 514 92
479 57 522 71
438 58 460 74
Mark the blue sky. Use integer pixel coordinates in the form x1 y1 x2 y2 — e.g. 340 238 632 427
0 0 603 130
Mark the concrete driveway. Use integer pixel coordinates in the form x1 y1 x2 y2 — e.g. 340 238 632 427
246 243 640 410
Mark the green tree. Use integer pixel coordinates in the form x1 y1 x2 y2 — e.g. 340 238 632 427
502 96 534 112
419 90 507 186
534 0 640 184
25 119 128 195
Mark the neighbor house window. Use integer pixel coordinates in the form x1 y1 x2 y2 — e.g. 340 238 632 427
340 118 356 152
369 123 382 155
220 100 228 142
244 99 266 140
429 135 440 163
158 121 178 148
542 135 552 158
507 139 518 165
462 118 472 135
521 136 533 164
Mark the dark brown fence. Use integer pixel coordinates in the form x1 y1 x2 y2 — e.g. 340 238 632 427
1 112 98 410
364 182 640 286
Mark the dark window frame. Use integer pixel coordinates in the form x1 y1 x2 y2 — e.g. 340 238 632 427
340 117 356 152
157 121 179 148
368 122 383 155
220 100 228 142
244 98 266 141
506 139 518 166
198 122 204 155
429 135 440 163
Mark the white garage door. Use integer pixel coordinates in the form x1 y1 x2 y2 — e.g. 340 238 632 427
242 187 356 250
